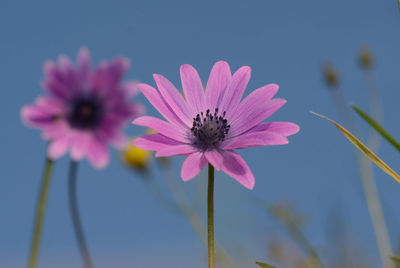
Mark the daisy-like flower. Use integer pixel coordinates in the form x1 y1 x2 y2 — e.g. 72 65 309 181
21 48 143 168
133 61 299 189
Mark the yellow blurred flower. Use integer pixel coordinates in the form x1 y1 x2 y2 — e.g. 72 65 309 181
121 139 151 172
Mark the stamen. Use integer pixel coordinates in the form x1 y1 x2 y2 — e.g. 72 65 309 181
190 108 230 150
68 98 103 130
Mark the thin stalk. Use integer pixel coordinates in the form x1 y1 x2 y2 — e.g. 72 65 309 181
361 67 393 268
28 158 54 268
160 162 236 268
208 164 215 268
329 79 393 268
141 171 180 214
68 161 93 268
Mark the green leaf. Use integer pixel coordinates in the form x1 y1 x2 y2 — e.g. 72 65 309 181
351 104 400 153
390 254 400 264
255 261 276 268
310 111 400 184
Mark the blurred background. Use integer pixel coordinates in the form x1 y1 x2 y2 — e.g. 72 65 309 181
1 0 400 267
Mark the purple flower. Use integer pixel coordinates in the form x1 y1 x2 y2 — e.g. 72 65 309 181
133 61 299 189
21 48 143 169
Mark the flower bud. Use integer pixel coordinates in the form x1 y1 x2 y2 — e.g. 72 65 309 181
359 47 374 69
322 63 340 88
121 139 151 173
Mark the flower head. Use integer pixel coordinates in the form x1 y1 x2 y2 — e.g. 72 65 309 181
133 61 299 189
121 139 152 172
21 48 143 169
359 46 374 69
322 62 340 88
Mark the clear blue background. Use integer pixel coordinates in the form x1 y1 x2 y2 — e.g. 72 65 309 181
1 0 400 267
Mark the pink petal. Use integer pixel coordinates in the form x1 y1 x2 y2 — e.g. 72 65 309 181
42 61 74 100
219 66 251 116
121 81 140 98
47 136 70 160
91 58 130 91
154 74 192 125
57 55 74 73
137 83 187 128
36 97 66 114
251 122 300 136
222 131 288 150
21 105 54 128
108 132 129 149
42 121 69 140
107 57 130 87
229 84 279 121
180 64 206 115
155 144 196 157
87 138 110 169
70 131 91 161
220 150 255 189
41 77 72 100
57 55 80 90
204 150 225 170
229 98 287 137
205 61 231 112
132 116 188 143
134 133 182 151
181 152 208 181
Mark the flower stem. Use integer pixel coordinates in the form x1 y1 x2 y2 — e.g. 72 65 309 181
207 163 215 268
28 158 54 268
68 161 93 268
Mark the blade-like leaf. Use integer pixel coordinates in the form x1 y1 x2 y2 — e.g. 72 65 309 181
351 104 400 153
310 111 400 184
256 261 276 268
390 255 400 264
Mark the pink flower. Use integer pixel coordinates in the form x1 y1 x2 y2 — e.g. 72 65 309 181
21 48 143 169
133 61 299 189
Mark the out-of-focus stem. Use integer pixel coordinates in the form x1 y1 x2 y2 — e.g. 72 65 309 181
28 158 54 268
140 171 180 214
328 69 393 268
68 161 93 268
361 66 393 268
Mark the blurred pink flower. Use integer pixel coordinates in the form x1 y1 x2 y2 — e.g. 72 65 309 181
133 61 299 189
22 48 143 169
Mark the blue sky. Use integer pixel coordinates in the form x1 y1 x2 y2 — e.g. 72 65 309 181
1 0 400 267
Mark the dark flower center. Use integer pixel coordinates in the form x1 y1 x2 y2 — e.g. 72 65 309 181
191 108 230 150
68 98 103 130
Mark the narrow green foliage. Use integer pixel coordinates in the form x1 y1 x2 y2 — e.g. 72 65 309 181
351 104 400 153
255 262 276 268
310 111 400 183
390 255 400 264
28 158 54 268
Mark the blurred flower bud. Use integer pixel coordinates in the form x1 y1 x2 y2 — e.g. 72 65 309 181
359 47 374 69
268 240 285 261
121 139 151 173
322 63 340 88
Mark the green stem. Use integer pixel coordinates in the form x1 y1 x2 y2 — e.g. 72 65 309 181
28 158 54 268
68 161 93 268
207 164 215 268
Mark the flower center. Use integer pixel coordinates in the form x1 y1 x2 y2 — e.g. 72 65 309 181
191 108 230 150
68 98 103 130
